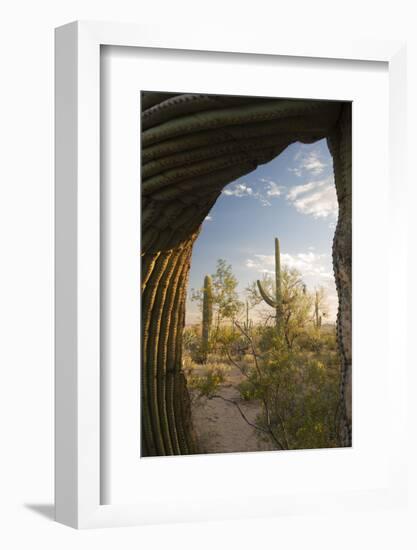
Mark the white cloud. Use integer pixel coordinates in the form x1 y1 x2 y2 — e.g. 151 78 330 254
204 215 213 221
286 177 338 219
222 181 274 207
288 167 302 177
258 177 286 198
289 148 328 178
245 250 333 280
223 183 254 197
292 184 337 219
245 255 275 273
302 152 327 175
282 252 333 279
265 181 285 197
286 181 318 201
221 170 337 220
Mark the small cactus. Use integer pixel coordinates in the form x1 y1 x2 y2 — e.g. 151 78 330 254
314 289 326 330
257 238 283 332
201 275 213 361
242 300 253 333
314 291 320 329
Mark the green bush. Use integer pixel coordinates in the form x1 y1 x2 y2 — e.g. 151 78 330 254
187 363 231 397
231 324 342 450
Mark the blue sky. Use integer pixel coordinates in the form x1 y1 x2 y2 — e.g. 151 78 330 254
185 138 338 324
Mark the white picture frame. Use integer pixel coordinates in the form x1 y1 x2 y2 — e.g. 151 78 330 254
55 21 407 529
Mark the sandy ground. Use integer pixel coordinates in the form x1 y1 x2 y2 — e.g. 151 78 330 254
189 365 275 454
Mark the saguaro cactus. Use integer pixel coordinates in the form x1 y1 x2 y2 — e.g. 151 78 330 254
314 290 322 330
243 300 253 333
201 275 213 361
313 288 327 330
257 238 283 331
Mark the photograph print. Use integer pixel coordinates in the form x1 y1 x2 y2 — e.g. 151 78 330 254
141 92 351 457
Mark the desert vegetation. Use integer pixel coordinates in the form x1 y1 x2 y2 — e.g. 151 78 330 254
183 238 343 453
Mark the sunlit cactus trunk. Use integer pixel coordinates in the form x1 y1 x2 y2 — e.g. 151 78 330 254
257 237 283 332
201 275 213 362
141 238 198 457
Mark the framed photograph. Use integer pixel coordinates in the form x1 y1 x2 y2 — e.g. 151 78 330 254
55 21 407 528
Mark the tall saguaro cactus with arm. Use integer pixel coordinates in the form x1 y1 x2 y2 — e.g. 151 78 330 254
257 238 283 332
201 275 213 362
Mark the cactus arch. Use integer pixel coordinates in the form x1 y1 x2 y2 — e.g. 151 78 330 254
141 92 352 456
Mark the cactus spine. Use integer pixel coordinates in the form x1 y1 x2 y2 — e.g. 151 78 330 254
257 238 283 332
201 275 213 361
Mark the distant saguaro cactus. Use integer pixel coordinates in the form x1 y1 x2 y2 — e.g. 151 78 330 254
201 275 213 361
257 238 283 331
243 300 253 334
314 291 322 330
314 289 327 330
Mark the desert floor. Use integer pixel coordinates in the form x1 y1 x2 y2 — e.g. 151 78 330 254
189 365 275 455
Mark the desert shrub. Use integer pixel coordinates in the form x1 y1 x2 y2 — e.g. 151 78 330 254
255 325 280 353
238 378 261 401
239 348 339 449
187 363 231 397
185 257 341 450
291 324 337 354
319 329 337 351
183 324 204 362
182 354 197 378
224 324 342 450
